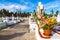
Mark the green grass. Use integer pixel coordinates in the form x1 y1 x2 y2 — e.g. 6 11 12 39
0 26 8 30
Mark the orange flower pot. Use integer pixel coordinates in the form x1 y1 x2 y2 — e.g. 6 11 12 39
44 30 51 36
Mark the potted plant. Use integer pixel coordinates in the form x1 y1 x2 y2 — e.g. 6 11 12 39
40 17 57 36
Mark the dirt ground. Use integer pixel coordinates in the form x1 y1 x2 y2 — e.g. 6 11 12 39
0 20 36 40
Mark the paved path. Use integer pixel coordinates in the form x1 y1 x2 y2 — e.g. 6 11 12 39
0 20 36 40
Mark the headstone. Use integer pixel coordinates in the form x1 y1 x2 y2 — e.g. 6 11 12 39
12 14 14 21
56 14 60 22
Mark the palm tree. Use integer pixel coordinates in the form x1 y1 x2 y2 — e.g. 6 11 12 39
50 9 54 17
33 10 36 17
55 10 59 16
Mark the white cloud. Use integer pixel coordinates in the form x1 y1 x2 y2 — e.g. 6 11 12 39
44 0 60 10
0 3 30 12
19 0 35 9
0 0 35 12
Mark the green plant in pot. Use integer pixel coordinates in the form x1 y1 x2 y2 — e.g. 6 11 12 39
40 17 57 36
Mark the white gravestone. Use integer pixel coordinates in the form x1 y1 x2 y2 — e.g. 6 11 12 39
57 14 60 22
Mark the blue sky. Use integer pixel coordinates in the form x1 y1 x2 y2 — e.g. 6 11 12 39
0 0 60 14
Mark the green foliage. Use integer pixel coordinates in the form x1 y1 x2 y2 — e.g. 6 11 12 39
55 10 59 17
0 9 31 17
40 23 56 30
50 9 54 14
41 24 56 30
44 14 49 18
35 16 41 21
0 26 7 30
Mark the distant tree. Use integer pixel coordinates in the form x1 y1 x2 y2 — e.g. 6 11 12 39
1 9 6 17
55 10 59 16
27 12 30 17
50 9 54 14
33 10 36 17
10 12 14 17
50 9 54 17
0 8 31 17
0 10 2 17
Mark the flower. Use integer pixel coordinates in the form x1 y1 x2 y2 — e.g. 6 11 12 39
40 17 57 30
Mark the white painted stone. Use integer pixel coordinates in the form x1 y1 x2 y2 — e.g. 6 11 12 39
56 14 60 22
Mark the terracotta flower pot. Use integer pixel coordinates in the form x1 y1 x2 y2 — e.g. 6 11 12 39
44 30 51 36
